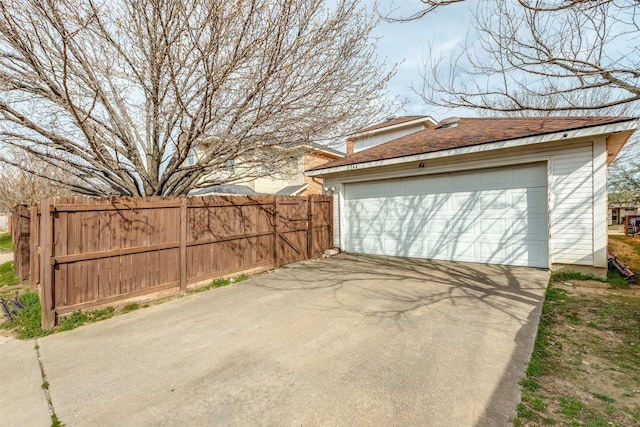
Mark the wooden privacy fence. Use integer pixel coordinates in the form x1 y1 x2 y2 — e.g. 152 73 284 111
10 205 30 281
27 195 332 328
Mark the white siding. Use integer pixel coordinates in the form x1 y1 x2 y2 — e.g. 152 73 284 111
549 145 594 265
324 138 601 267
332 191 341 247
354 126 424 153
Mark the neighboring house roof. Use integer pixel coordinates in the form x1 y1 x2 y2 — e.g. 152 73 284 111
189 184 260 196
275 184 309 196
308 116 637 174
352 115 437 136
304 143 344 158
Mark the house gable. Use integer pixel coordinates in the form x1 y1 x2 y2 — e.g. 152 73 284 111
346 115 437 154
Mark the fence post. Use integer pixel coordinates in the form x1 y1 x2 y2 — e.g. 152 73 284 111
40 199 55 329
307 196 314 259
273 197 280 268
180 198 188 294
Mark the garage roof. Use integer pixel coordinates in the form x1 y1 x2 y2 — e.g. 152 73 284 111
308 116 636 174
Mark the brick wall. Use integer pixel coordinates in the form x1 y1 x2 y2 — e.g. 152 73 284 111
303 152 341 195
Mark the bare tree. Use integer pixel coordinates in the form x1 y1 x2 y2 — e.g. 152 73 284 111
385 1 639 199
0 150 76 211
0 0 395 196
608 160 640 205
380 0 465 21
390 0 639 113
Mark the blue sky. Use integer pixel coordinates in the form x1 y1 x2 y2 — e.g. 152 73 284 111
368 0 476 120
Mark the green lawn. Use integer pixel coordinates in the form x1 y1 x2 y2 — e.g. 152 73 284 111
0 232 13 252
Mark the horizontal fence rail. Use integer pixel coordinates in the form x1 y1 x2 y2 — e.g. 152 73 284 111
21 195 332 328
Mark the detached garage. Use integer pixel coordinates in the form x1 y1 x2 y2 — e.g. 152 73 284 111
307 116 638 276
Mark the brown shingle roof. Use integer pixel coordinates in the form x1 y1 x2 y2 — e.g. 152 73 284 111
310 116 634 172
353 115 432 134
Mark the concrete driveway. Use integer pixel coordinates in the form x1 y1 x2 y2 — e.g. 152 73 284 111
5 254 549 426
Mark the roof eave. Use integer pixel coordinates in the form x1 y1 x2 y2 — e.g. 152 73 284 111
306 119 638 177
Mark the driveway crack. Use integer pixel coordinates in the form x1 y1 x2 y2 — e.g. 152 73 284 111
34 339 63 426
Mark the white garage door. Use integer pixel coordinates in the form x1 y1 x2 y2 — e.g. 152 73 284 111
344 163 549 268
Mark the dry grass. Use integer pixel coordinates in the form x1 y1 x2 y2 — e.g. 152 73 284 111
609 235 640 273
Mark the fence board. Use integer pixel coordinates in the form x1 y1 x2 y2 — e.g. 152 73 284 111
24 194 331 327
10 205 30 280
29 206 40 292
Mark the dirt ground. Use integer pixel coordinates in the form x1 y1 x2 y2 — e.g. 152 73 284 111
528 278 640 426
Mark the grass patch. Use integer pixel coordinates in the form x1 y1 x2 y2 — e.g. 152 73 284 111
550 271 596 282
0 261 19 288
559 396 582 419
0 232 13 251
50 413 64 427
592 392 616 403
190 273 249 294
607 270 630 288
0 292 52 339
121 303 139 313
520 377 540 392
58 307 115 331
551 268 632 289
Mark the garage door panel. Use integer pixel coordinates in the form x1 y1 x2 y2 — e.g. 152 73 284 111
402 239 424 257
450 241 477 262
384 219 401 233
383 239 402 253
405 219 425 235
344 164 549 268
451 193 477 211
424 239 449 260
404 196 423 210
479 242 506 262
421 194 445 210
449 221 475 235
381 198 403 212
480 191 508 210
480 218 507 235
425 219 448 234
360 238 382 253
